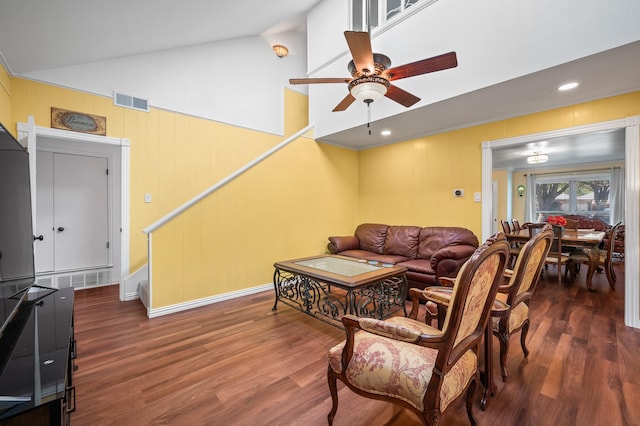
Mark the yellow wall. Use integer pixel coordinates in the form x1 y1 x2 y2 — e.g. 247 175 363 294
358 125 485 231
0 64 11 130
149 91 359 307
360 92 640 238
5 65 639 310
8 78 359 308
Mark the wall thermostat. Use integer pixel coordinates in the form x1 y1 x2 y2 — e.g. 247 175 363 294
453 189 464 197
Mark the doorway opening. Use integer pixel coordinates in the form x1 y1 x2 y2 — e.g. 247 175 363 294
481 116 640 329
18 117 131 301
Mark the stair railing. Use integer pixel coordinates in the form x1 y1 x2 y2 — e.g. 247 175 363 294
140 123 315 312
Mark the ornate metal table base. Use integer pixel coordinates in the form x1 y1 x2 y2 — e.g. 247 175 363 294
272 268 407 326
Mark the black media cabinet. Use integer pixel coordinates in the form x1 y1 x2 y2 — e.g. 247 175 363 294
0 287 76 425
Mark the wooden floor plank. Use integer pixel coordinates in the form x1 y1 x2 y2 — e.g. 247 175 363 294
70 261 634 425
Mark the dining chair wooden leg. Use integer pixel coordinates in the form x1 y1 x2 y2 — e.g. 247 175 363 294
585 251 598 291
327 366 339 425
466 377 479 426
496 330 510 381
605 263 616 290
520 319 530 358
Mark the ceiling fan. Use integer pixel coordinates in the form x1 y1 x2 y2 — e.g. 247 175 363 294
289 30 458 112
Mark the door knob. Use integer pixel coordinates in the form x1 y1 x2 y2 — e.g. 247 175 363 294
57 227 65 232
34 235 44 241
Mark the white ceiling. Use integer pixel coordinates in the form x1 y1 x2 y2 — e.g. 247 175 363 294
0 0 321 73
0 0 638 168
491 128 626 171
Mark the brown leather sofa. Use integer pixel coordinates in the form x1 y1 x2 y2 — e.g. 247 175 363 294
562 214 609 231
327 223 479 291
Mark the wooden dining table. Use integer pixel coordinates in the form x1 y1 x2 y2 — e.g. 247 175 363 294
506 227 605 246
506 227 606 290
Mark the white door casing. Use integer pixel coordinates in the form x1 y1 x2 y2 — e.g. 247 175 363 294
481 116 640 329
35 150 54 272
18 118 131 302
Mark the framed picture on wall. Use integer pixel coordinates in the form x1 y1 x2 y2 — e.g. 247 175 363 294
51 107 106 136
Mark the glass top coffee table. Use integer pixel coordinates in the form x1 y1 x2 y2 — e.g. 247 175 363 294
272 254 408 326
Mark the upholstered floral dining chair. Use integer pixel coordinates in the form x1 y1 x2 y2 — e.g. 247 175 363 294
422 225 553 382
492 225 553 380
326 234 509 425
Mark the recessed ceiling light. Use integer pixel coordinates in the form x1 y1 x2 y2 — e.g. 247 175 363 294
558 82 579 91
381 130 391 136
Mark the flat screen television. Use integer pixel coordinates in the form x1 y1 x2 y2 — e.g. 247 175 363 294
0 122 35 341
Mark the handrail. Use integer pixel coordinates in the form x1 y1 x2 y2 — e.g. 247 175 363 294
142 123 315 235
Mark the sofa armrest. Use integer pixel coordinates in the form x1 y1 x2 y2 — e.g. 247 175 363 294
430 245 477 278
431 245 477 263
327 235 360 254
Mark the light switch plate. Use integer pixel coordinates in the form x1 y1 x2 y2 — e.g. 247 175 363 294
474 192 482 202
144 193 152 203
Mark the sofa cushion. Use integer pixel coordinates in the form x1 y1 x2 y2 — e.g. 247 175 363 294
383 226 421 259
418 227 479 260
398 259 435 275
355 223 389 255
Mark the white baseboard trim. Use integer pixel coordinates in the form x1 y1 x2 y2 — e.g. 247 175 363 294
147 283 273 318
124 264 148 297
124 291 140 301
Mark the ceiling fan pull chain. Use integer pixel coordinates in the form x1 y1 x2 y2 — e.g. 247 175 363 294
367 100 371 135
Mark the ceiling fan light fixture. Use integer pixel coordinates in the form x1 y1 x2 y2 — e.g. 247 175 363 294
527 152 549 164
349 76 389 103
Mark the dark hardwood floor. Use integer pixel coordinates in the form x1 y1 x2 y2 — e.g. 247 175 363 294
71 259 638 425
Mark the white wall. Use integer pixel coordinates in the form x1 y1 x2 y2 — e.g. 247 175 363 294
306 0 640 139
306 0 351 74
22 31 308 136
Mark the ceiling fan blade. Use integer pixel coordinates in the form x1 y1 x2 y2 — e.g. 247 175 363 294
332 93 356 112
384 51 458 81
385 84 421 107
344 31 374 74
289 77 351 85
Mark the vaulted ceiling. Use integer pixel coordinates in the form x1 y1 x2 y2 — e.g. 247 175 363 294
0 0 637 168
0 0 321 74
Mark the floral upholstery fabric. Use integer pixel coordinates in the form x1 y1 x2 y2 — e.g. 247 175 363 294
453 253 501 347
516 241 547 296
493 292 529 333
328 331 477 412
423 287 457 305
380 316 444 337
490 236 544 333
356 317 433 343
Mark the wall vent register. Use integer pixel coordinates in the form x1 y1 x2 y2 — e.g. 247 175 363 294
113 91 149 112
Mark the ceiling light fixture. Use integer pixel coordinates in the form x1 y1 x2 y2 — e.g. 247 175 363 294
348 76 390 104
381 130 391 136
272 44 289 58
558 81 579 91
527 152 549 164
